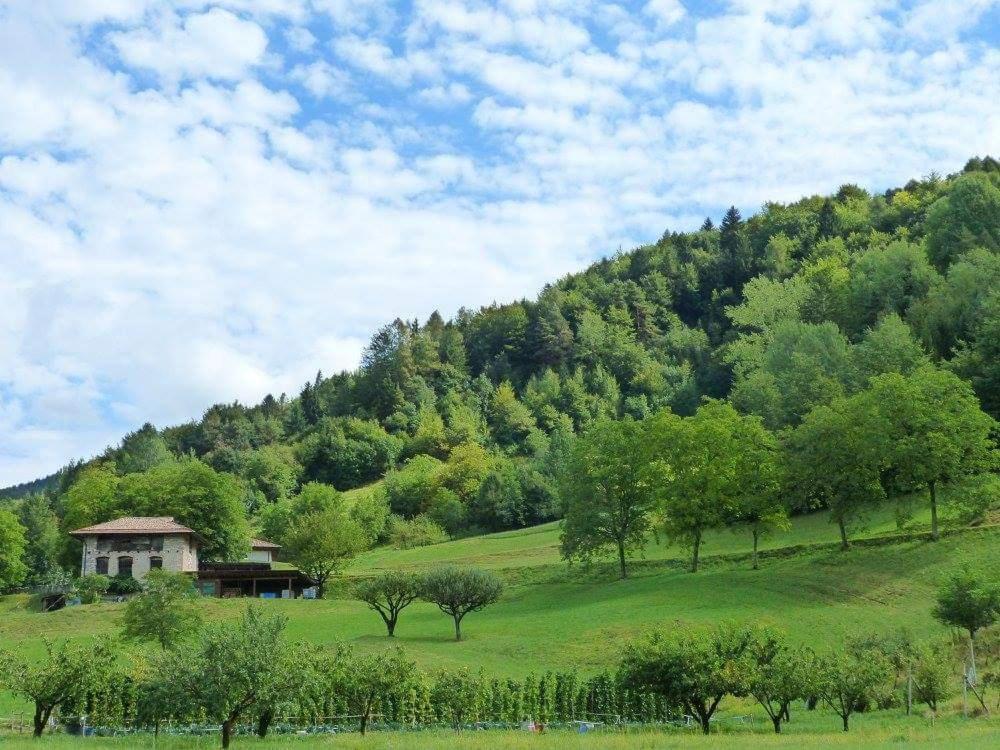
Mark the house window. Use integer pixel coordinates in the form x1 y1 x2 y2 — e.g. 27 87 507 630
117 556 133 578
96 557 109 575
149 557 163 570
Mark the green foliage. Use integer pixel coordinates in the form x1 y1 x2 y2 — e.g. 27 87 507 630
649 402 782 572
420 566 504 640
108 572 144 595
0 639 116 736
744 629 813 733
120 570 202 649
75 574 110 604
117 457 251 560
924 172 1000 268
785 393 889 549
283 506 369 598
932 565 1000 639
355 570 423 636
0 507 28 591
387 514 449 549
298 417 400 490
431 668 483 728
867 366 997 538
911 641 955 713
161 605 300 748
559 418 655 579
620 622 757 734
16 494 62 582
113 422 174 475
815 647 895 731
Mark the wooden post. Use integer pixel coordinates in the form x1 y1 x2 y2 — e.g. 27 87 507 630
252 577 257 597
288 577 292 598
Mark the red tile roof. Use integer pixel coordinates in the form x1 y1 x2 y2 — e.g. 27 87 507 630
251 538 281 550
70 516 197 536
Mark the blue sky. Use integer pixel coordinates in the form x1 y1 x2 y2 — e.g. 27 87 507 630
1 0 998 485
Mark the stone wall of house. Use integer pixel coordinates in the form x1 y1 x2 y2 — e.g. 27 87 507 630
80 533 199 580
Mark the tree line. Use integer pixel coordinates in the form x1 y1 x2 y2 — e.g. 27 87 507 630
561 364 996 578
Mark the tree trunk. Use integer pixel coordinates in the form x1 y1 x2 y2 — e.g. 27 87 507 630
781 703 790 722
221 718 235 749
32 703 47 737
772 714 782 734
454 614 463 641
929 482 939 541
617 539 628 579
257 708 274 738
690 531 701 573
316 578 326 600
842 713 849 732
699 713 710 734
360 705 370 736
387 615 397 636
838 518 849 551
752 529 760 570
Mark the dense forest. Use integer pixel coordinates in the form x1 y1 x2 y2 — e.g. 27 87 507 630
2 156 999 587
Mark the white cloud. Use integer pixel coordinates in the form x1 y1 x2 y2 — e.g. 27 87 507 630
1 0 999 485
644 0 686 28
111 8 268 82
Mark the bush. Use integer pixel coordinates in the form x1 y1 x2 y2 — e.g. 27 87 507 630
387 515 449 549
108 574 144 596
76 574 111 604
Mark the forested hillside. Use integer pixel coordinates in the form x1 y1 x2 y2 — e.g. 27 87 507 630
3 157 999 585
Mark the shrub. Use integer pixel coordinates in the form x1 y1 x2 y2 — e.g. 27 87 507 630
387 515 449 549
76 574 111 604
108 574 144 596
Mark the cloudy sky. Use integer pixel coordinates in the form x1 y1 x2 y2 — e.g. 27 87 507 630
1 0 998 486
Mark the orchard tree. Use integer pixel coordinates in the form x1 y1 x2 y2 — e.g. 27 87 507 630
745 630 813 733
172 606 302 748
344 647 420 734
620 622 756 734
431 668 484 729
356 571 422 637
815 648 894 732
910 642 955 715
648 402 781 572
421 567 504 641
283 507 369 598
0 508 28 591
932 565 1000 681
559 418 656 579
785 395 889 550
120 570 202 649
868 367 996 539
0 640 116 736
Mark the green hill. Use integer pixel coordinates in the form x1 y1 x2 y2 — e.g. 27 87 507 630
2 507 996 712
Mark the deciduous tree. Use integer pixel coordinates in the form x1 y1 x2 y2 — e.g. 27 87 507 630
120 570 202 649
283 508 369 599
559 418 655 579
356 571 422 637
420 567 503 641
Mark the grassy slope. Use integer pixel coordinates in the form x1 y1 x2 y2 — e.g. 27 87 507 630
2 499 997 714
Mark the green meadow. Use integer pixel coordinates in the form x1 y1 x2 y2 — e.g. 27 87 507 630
2 500 998 731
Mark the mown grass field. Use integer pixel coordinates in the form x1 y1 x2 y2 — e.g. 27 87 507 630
1 499 997 742
1 712 998 749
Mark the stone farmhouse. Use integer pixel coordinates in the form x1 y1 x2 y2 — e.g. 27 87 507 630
70 516 312 598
